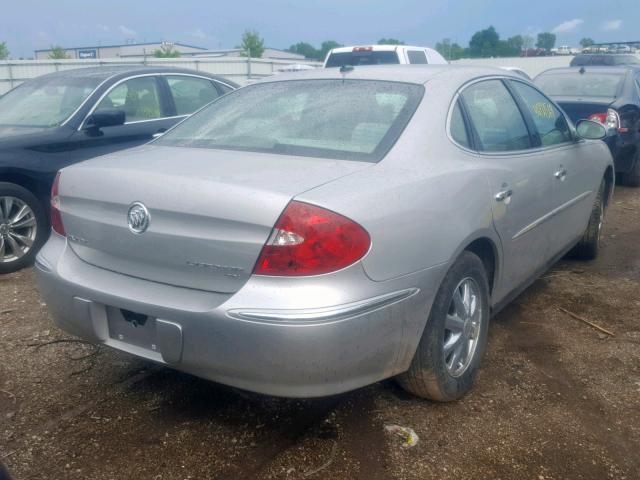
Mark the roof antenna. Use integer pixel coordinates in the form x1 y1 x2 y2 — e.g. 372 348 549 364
579 67 586 74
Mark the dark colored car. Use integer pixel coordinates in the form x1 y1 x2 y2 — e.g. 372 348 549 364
535 66 640 186
570 54 640 67
0 66 237 273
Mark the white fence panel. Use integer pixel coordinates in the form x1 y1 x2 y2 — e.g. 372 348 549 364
0 57 322 94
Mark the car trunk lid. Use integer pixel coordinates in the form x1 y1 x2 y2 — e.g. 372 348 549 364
553 96 615 124
59 145 371 293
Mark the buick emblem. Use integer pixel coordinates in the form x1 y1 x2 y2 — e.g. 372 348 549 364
127 202 150 234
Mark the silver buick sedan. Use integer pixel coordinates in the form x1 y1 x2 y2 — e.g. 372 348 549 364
36 66 613 401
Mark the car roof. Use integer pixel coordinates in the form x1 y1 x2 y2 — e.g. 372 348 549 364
538 66 639 75
29 65 239 86
257 64 522 86
329 45 437 53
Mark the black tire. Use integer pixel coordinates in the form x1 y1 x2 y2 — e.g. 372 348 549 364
0 182 48 274
570 180 605 260
619 155 640 187
397 251 490 401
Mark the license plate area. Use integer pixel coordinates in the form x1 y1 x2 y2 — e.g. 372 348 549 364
107 306 158 352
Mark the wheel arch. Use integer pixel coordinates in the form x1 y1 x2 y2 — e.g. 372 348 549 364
462 236 499 296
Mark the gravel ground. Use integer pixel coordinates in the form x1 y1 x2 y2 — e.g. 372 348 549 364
1 186 638 480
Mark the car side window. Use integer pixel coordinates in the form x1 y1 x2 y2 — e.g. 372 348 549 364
461 80 531 152
509 81 572 147
166 76 222 116
95 76 162 123
450 101 470 148
407 50 428 64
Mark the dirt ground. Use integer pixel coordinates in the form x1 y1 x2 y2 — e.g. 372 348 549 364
1 187 639 480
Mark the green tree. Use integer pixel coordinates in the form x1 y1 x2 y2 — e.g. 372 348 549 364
580 37 595 48
318 40 342 60
377 38 405 45
536 32 556 51
48 46 70 59
506 35 524 54
0 42 9 60
153 44 181 58
468 26 500 57
435 39 466 60
287 42 319 59
239 30 265 58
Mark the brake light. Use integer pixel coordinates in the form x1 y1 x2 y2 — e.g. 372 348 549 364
51 172 65 236
254 201 370 276
589 109 620 131
353 46 373 52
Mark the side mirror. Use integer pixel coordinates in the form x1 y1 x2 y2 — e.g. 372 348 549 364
575 119 607 140
84 108 125 130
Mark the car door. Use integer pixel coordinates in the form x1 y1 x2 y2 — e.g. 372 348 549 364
67 75 178 159
507 80 595 251
161 75 226 118
458 79 560 300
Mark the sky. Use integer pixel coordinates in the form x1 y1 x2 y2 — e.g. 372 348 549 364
1 0 639 58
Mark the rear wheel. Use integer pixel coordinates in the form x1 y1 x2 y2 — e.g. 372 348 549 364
397 251 490 401
570 180 605 260
0 183 47 274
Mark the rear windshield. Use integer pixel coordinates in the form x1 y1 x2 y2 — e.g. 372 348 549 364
570 55 640 66
325 51 400 67
535 72 624 99
157 79 424 162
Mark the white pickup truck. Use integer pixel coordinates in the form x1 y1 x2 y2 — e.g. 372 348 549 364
324 45 447 67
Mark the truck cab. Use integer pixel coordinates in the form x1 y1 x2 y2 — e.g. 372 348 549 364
324 45 448 68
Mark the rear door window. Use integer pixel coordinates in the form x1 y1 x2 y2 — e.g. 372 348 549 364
407 50 428 64
450 101 470 148
166 75 221 116
96 76 163 122
461 80 531 152
509 81 572 147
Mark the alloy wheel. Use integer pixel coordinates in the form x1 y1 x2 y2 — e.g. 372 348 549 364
0 196 38 264
443 277 483 378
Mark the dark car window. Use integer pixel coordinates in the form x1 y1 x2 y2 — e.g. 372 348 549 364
450 101 470 148
461 80 531 152
95 76 163 123
325 51 400 67
157 79 424 163
407 50 428 64
510 81 571 147
535 72 624 100
0 76 100 127
570 54 640 67
166 76 222 116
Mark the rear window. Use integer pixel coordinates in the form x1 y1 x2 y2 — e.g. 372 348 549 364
325 51 400 67
157 79 424 162
535 72 624 99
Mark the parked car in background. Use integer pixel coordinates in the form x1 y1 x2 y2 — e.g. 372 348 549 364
37 66 613 401
570 54 640 67
536 66 640 186
324 45 447 67
551 46 579 56
0 66 237 273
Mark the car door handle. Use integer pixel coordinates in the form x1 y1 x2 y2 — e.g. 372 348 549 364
495 189 513 202
554 168 567 180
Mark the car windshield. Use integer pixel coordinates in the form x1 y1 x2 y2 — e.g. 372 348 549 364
0 76 100 127
325 51 400 67
535 72 624 99
157 79 423 162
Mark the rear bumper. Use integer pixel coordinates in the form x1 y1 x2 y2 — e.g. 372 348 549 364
36 234 445 397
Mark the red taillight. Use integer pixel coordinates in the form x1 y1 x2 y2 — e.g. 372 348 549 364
353 46 373 52
254 201 370 276
50 172 65 236
588 113 607 124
